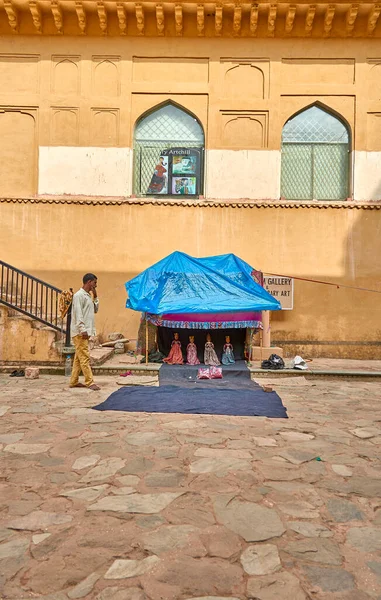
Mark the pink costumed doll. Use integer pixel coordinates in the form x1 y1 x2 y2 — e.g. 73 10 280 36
163 332 184 365
186 335 200 365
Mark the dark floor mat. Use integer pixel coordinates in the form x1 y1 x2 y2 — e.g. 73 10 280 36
93 384 288 418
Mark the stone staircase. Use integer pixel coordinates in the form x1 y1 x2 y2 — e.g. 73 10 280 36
0 260 119 366
0 304 116 366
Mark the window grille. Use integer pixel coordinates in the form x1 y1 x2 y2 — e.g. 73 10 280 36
281 106 350 201
134 104 204 197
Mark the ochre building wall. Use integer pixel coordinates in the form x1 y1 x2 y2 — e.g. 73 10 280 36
1 199 381 358
1 35 381 358
1 36 381 199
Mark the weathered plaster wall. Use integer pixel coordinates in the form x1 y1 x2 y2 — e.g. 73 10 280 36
2 36 381 358
38 147 133 196
0 306 61 363
0 37 381 200
1 201 381 358
353 151 381 201
205 150 281 200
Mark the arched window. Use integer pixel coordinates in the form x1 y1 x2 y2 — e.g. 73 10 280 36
134 103 205 197
281 105 350 201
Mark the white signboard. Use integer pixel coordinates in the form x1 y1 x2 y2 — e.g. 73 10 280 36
263 276 294 310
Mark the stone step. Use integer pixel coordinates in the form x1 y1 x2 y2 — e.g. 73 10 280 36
90 347 115 366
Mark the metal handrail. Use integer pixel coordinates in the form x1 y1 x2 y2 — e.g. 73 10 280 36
0 259 66 334
0 260 62 292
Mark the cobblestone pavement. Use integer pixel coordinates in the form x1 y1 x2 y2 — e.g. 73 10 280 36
1 374 381 600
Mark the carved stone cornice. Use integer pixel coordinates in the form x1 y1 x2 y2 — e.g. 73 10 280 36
4 0 18 33
1 1 381 38
368 3 381 36
51 0 63 33
267 3 277 37
305 4 316 35
197 4 204 36
156 3 164 34
116 2 127 34
215 3 222 36
345 3 359 36
233 4 242 36
285 4 296 33
175 3 183 35
29 0 41 33
97 2 107 35
250 3 259 35
75 1 86 34
323 3 335 36
135 3 144 34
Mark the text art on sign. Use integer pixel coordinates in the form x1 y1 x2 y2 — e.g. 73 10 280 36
263 276 294 310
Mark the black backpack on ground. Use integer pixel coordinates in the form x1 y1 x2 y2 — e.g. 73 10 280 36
261 354 285 370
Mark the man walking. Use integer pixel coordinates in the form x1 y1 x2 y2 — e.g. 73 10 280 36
69 273 100 391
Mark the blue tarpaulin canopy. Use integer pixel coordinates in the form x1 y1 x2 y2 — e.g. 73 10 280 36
125 252 280 328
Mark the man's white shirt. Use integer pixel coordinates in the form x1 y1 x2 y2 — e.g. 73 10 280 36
70 288 99 338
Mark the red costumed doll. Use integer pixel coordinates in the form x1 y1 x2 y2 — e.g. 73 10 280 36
163 332 183 365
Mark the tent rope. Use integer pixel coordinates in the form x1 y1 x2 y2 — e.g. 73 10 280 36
265 273 381 295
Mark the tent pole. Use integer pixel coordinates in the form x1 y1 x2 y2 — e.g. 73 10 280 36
260 325 263 362
145 316 148 365
248 328 253 363
262 310 270 347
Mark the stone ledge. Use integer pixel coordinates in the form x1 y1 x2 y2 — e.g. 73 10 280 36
1 196 381 210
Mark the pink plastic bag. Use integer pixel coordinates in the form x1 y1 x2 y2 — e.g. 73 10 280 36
197 368 211 380
210 366 223 379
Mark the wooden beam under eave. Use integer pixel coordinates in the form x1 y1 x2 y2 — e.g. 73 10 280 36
323 4 335 37
367 3 381 36
250 3 259 36
4 0 18 33
51 1 63 34
135 3 144 35
29 1 42 33
345 3 358 36
197 4 204 36
305 4 316 35
156 4 164 36
267 4 277 37
75 2 86 34
116 3 127 35
175 4 183 36
285 4 296 33
215 4 222 36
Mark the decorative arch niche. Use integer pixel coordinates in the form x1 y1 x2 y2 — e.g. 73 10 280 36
0 109 37 197
224 64 265 99
92 57 120 97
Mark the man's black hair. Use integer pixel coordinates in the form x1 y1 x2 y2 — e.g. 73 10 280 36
83 273 97 284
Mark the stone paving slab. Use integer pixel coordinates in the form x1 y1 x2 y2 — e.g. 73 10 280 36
0 374 381 599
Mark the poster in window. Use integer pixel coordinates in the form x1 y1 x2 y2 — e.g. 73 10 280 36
165 147 202 196
172 155 197 176
147 155 169 194
172 176 197 195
